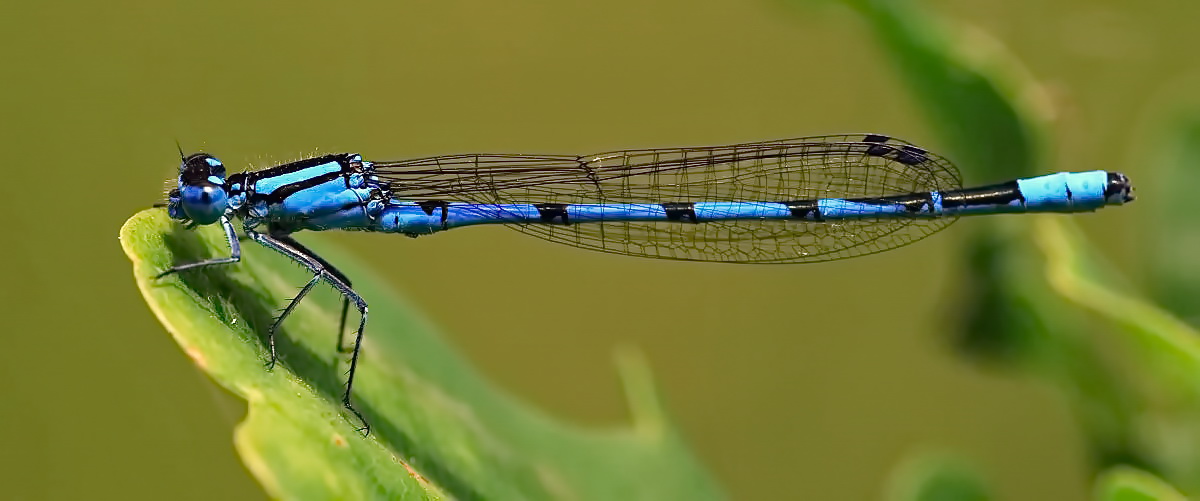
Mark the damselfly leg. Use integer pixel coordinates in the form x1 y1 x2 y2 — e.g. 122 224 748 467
247 229 371 434
155 216 241 278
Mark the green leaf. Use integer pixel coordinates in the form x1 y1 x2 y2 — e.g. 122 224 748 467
1095 466 1187 501
120 209 723 501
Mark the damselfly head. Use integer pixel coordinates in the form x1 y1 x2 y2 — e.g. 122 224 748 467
167 153 229 225
1104 172 1135 204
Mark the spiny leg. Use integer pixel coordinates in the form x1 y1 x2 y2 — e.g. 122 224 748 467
246 230 332 369
264 273 322 370
337 300 351 353
270 234 355 354
156 216 241 277
247 229 371 434
338 297 369 435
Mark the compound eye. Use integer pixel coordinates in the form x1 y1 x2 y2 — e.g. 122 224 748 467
180 182 228 224
182 153 226 181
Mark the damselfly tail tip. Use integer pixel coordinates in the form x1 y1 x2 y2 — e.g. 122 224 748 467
1105 172 1135 204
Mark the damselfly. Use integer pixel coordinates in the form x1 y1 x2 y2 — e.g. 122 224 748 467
156 134 1135 433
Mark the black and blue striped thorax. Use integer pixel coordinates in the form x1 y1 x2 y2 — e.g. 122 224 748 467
230 153 390 232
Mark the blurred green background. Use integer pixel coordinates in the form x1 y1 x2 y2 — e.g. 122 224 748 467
1 0 1195 499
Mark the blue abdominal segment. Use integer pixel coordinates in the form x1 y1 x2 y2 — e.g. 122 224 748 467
372 170 1124 235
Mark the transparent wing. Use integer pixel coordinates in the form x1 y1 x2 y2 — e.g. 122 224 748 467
372 134 963 263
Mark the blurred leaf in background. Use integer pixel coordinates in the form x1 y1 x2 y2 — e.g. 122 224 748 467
1034 218 1200 493
1145 112 1200 327
832 0 1052 178
1095 466 1188 501
884 453 992 501
794 0 1200 497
